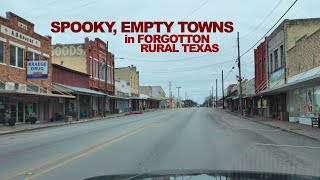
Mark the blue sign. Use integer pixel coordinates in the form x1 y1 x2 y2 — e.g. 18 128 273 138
27 61 48 79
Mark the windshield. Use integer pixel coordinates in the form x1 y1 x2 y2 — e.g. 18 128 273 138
1 0 320 180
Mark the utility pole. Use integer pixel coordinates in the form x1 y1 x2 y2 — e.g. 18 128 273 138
237 32 243 115
168 81 172 108
222 70 225 109
176 86 181 108
211 86 214 108
215 79 218 108
104 41 109 117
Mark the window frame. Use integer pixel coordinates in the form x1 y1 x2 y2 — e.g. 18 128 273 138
0 41 4 64
94 59 99 79
274 49 278 70
9 45 24 68
269 53 273 72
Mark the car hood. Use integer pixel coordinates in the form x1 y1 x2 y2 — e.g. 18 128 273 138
84 170 320 180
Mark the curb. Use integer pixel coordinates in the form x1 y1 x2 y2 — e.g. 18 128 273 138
219 109 320 142
0 113 128 136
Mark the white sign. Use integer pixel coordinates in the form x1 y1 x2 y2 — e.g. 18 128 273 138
27 61 48 79
1 25 40 47
18 22 28 30
52 45 84 56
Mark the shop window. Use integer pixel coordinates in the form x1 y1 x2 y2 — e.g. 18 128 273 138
0 96 9 120
314 86 320 117
27 85 39 92
14 83 19 90
0 41 4 64
10 45 24 68
43 87 48 93
0 82 5 90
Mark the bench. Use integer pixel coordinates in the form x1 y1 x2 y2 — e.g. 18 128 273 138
311 117 319 128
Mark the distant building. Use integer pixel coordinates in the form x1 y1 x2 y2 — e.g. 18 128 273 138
115 79 131 97
115 65 139 96
140 86 166 108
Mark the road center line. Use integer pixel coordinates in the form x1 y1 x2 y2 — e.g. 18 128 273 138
4 111 179 180
255 143 320 149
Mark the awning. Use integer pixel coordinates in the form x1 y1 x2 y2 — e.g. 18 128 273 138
108 95 130 100
261 73 320 95
0 90 75 98
53 83 106 96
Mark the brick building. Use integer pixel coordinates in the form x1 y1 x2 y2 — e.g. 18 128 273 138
52 64 89 89
0 12 74 124
253 39 268 116
51 37 115 95
262 18 320 120
254 39 267 94
52 64 106 120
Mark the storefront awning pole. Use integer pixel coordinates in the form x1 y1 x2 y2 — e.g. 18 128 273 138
8 76 37 92
46 83 74 96
27 80 50 92
0 79 16 90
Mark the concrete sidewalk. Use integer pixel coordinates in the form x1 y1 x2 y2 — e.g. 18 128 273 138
0 113 129 135
221 108 320 141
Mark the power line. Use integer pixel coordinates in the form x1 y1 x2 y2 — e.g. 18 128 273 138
240 0 298 58
240 0 283 38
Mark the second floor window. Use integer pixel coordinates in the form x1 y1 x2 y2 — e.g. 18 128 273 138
10 45 24 68
0 41 4 64
89 58 92 77
280 45 284 67
270 53 273 72
27 51 40 61
94 60 98 79
274 49 278 70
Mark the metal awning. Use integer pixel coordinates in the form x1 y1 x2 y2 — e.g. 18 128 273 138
108 95 130 100
261 73 320 95
0 90 75 98
53 83 106 96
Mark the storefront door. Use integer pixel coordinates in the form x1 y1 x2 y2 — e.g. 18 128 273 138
10 104 17 122
18 103 24 123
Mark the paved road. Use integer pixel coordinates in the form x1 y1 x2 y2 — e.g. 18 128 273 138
1 108 320 180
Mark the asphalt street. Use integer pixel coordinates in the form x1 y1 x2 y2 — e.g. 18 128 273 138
1 108 320 180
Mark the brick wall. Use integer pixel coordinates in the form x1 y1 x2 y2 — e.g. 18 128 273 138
0 12 52 92
52 64 89 88
287 28 320 77
254 39 267 93
86 38 114 94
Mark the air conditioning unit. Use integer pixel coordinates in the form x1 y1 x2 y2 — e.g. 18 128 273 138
5 82 15 90
18 84 26 91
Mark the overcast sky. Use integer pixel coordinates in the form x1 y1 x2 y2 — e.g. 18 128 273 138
2 0 319 103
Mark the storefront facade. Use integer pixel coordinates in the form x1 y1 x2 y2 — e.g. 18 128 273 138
287 85 320 125
0 12 75 124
